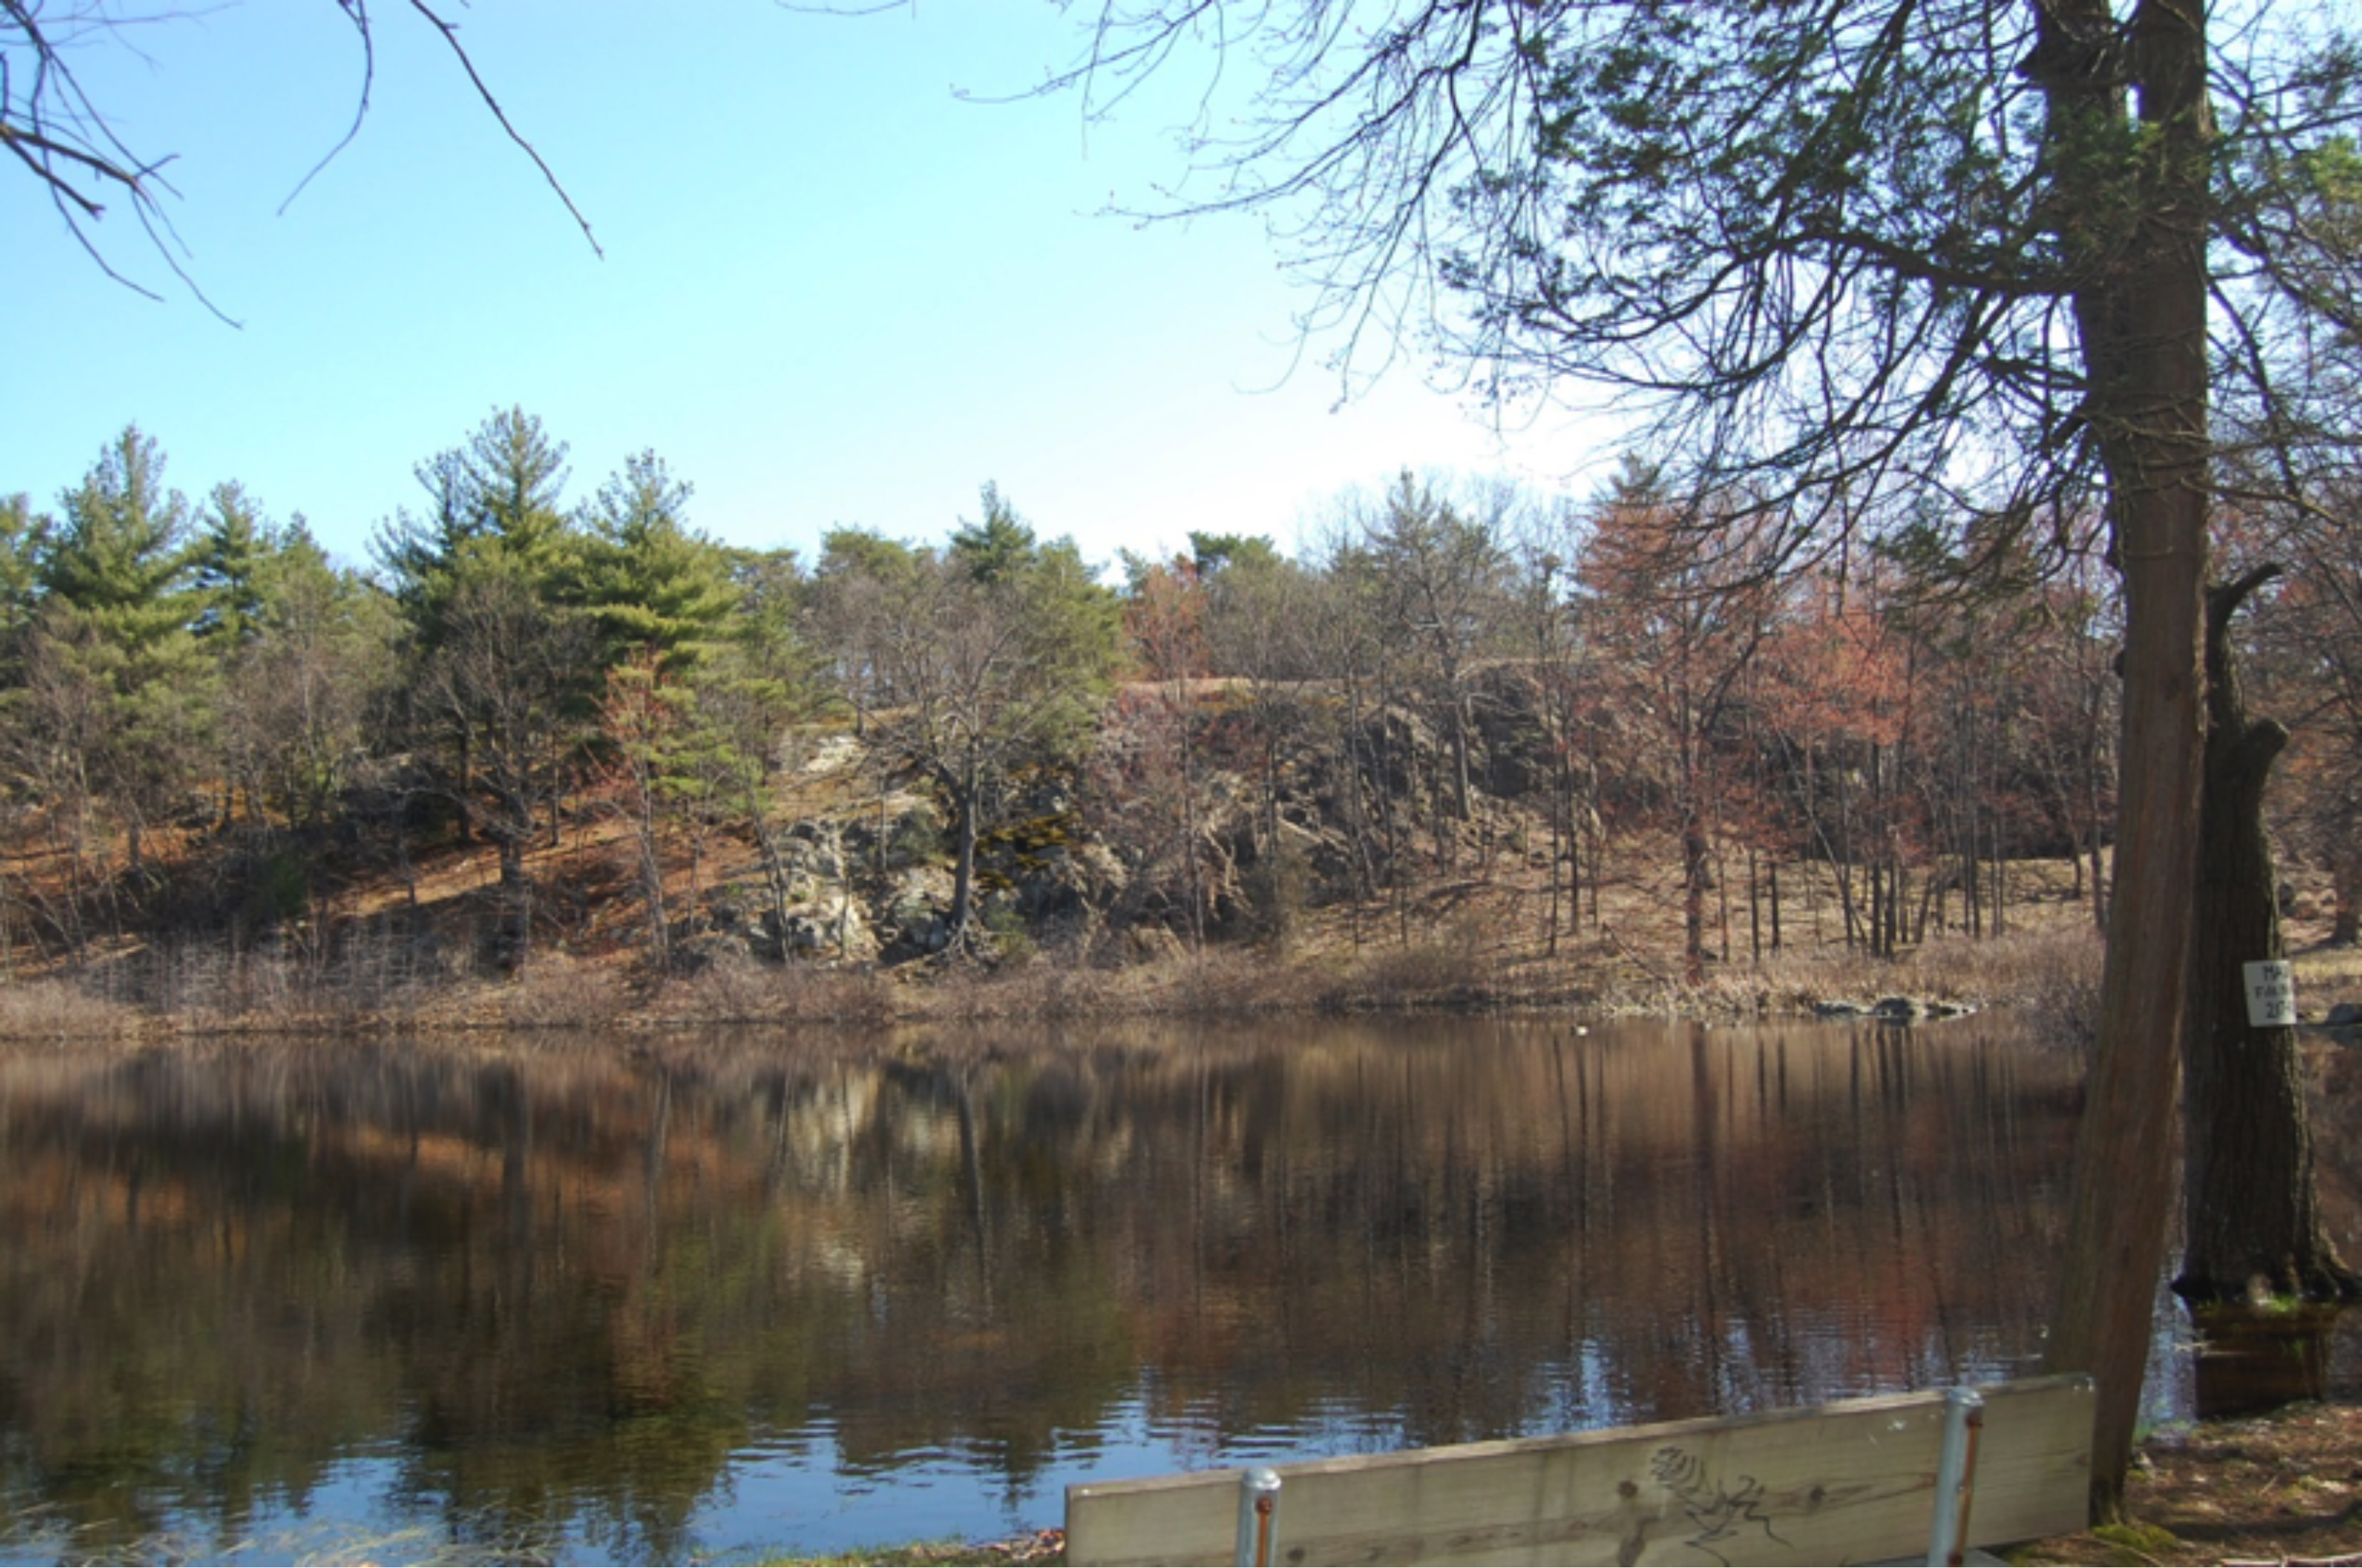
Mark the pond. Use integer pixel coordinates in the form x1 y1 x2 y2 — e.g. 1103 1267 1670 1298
0 1016 2341 1564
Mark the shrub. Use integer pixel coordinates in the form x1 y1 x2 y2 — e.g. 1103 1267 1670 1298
499 954 629 1032
0 978 139 1041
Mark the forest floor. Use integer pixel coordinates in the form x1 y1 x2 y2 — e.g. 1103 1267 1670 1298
2007 1397 2362 1566
0 817 2162 1039
1997 1038 2362 1566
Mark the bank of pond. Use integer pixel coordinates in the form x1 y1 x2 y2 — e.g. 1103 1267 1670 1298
0 1016 2350 1565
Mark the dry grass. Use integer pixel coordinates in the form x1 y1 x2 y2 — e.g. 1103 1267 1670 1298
642 950 900 1029
1712 925 2107 1023
0 815 2256 1042
495 951 632 1031
0 976 141 1042
0 906 2116 1041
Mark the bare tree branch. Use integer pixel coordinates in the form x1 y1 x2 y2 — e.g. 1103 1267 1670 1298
400 0 601 258
3 0 603 310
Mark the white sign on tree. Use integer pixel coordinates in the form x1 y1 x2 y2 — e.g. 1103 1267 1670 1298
2243 960 2298 1029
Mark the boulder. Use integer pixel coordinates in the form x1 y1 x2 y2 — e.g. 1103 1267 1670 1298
878 867 956 961
764 901 880 964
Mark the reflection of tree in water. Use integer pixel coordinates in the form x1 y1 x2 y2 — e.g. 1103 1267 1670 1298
0 1020 2086 1557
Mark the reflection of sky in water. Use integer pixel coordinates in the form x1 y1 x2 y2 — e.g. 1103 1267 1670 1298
0 1020 2350 1565
14 1308 2343 1568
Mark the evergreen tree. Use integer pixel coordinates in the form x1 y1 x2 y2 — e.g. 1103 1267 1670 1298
413 570 596 968
458 404 574 577
32 427 213 871
0 493 46 672
702 545 843 962
188 480 275 823
375 409 590 863
374 405 579 627
189 481 272 650
570 449 740 673
947 483 1036 585
39 427 193 629
374 448 475 622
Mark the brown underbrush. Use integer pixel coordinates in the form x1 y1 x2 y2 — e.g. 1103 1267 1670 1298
1696 925 2108 1030
0 976 138 1043
11 809 2349 1043
0 897 2122 1041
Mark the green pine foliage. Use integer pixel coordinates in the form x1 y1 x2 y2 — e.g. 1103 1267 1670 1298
190 480 271 650
30 427 217 862
457 403 576 577
39 427 197 638
374 405 582 640
570 449 742 674
0 494 44 632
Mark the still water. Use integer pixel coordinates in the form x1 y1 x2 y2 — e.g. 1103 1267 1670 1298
0 1017 2323 1564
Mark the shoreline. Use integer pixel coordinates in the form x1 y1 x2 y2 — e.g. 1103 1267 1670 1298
0 922 2112 1045
768 1395 2362 1567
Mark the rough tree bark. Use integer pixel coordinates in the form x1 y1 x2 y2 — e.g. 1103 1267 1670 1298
2176 565 2360 1305
2040 0 2214 1523
940 761 985 958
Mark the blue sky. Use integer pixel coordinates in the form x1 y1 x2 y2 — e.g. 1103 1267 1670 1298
5 4 1613 572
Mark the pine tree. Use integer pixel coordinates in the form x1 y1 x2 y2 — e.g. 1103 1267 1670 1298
376 409 591 869
374 406 580 630
189 481 271 650
0 493 45 671
458 405 574 579
569 449 740 674
0 494 41 610
32 427 213 872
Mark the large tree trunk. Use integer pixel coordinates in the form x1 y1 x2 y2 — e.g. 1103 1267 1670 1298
496 833 532 972
2176 568 2359 1304
2044 490 2205 1525
2040 0 2214 1523
945 766 980 958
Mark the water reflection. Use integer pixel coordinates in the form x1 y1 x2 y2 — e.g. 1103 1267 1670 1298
0 1019 2127 1561
2191 1304 2348 1417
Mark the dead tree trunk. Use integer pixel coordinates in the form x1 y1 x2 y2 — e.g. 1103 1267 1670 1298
2176 565 2360 1304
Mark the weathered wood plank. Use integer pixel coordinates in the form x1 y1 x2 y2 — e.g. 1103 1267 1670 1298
1064 1376 2093 1567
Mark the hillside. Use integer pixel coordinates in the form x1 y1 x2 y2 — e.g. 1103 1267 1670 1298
0 672 2225 1038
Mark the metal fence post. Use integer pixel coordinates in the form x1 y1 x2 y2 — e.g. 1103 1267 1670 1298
1926 1386 1985 1567
1235 1467 1283 1567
